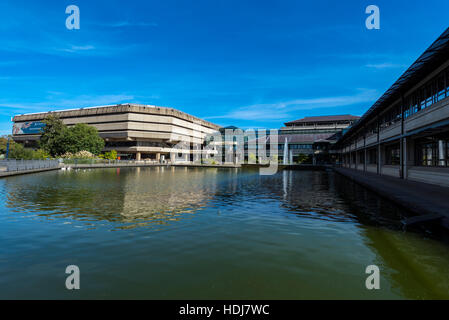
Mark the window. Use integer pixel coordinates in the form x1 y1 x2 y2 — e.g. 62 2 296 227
415 134 449 167
419 88 426 110
447 69 449 96
385 144 400 165
437 74 446 102
404 67 449 119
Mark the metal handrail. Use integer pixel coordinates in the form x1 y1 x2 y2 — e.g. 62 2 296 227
0 159 60 172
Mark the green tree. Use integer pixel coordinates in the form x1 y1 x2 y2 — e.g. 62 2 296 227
0 136 51 160
40 115 67 157
63 124 105 155
102 150 117 160
10 143 34 159
32 149 51 159
40 116 105 156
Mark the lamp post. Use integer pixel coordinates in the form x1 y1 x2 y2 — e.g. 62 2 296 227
6 137 10 160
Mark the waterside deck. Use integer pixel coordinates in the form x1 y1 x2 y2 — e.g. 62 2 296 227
334 167 449 228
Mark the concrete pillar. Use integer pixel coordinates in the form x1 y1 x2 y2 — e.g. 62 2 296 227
400 138 404 179
156 153 161 162
364 148 368 172
377 144 381 175
136 152 142 161
403 137 408 180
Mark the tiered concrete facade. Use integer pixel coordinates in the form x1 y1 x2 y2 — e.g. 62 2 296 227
338 29 449 187
12 104 221 162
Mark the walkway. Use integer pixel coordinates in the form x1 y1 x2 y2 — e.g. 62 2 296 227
334 167 449 226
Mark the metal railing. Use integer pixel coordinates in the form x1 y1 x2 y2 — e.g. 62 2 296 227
0 160 60 172
62 159 163 165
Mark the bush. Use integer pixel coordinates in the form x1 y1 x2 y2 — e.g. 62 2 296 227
100 150 117 160
32 149 51 160
61 150 95 159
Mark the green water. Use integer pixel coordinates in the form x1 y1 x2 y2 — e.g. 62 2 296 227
0 167 448 299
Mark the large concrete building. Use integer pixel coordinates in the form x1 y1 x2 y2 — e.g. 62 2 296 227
12 104 221 162
337 27 449 187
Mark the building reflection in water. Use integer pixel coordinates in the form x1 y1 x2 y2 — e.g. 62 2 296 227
4 167 224 230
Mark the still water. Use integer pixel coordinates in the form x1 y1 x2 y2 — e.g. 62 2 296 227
0 167 448 299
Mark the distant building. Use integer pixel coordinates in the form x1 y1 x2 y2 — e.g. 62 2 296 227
277 115 360 164
12 104 220 162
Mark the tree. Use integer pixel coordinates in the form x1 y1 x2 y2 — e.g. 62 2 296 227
40 116 105 156
62 124 105 155
40 115 67 157
0 136 50 160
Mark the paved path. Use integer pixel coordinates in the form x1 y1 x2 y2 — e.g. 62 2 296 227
334 167 449 226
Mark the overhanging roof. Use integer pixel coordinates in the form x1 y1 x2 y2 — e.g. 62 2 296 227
285 115 360 126
340 27 449 143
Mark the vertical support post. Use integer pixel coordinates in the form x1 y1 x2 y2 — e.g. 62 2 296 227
400 94 405 179
376 115 381 175
403 137 408 180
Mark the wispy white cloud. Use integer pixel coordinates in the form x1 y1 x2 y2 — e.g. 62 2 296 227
365 63 407 70
206 89 377 121
97 21 158 28
59 45 96 53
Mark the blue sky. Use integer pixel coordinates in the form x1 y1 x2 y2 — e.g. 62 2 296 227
0 0 448 133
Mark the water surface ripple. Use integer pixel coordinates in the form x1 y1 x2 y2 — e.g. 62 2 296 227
0 167 448 299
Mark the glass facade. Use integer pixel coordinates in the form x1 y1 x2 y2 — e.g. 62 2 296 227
279 144 312 150
415 134 449 167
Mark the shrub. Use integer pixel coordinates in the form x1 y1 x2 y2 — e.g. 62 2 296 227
101 150 117 160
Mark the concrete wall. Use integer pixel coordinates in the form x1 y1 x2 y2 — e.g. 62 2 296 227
407 166 449 187
381 165 400 178
404 98 449 133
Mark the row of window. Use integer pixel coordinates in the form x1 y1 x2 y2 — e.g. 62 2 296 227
278 144 313 150
281 129 340 134
360 66 449 138
404 67 449 118
105 141 171 148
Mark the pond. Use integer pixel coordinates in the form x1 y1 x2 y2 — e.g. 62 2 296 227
0 167 448 299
